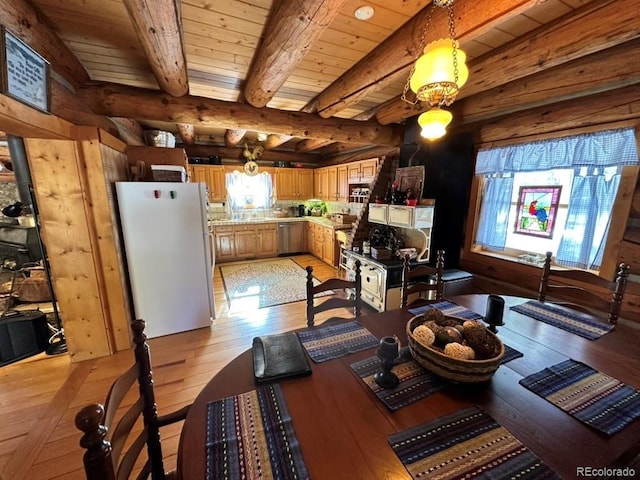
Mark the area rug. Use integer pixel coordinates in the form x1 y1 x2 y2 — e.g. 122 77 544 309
220 258 326 313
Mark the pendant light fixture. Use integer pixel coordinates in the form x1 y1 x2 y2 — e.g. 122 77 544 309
402 0 468 140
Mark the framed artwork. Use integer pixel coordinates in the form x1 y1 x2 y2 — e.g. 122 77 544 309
0 27 50 112
514 185 562 238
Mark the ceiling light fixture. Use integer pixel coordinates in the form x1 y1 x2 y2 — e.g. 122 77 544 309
354 5 374 21
401 0 468 141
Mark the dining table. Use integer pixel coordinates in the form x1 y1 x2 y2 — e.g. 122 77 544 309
177 294 640 480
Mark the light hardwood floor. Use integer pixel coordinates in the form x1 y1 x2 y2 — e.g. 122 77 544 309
0 255 371 480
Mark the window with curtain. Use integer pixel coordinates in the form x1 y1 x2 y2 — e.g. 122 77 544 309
225 171 273 210
473 128 638 271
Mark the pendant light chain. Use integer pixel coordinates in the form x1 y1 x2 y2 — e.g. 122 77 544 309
447 1 460 99
401 4 437 106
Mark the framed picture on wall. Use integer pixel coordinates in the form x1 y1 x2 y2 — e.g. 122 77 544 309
0 27 50 113
514 185 562 238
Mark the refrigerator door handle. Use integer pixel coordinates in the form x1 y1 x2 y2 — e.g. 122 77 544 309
208 232 215 270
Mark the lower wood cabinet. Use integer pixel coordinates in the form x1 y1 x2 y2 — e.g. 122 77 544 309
307 222 339 267
214 223 277 262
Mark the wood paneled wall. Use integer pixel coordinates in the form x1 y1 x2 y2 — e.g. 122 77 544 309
25 128 133 361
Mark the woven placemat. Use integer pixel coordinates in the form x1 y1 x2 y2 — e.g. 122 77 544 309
350 347 448 411
519 359 640 435
297 321 379 363
408 300 484 321
510 300 613 340
205 384 308 480
389 406 560 479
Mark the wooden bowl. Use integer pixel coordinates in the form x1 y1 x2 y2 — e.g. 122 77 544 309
406 315 504 383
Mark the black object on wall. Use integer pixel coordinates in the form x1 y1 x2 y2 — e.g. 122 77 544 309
400 119 475 268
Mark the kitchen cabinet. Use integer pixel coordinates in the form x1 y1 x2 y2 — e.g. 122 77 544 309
337 165 349 202
257 223 278 257
322 227 336 265
189 165 226 202
214 225 235 262
327 167 339 201
214 223 277 262
275 168 313 200
305 222 314 253
347 158 378 184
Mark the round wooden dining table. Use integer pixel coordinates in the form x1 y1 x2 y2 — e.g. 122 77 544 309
177 294 640 480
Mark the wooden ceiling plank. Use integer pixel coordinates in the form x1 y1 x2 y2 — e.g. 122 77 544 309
244 0 348 108
78 82 403 147
454 40 640 125
122 0 189 97
376 0 640 125
0 0 89 88
311 0 542 118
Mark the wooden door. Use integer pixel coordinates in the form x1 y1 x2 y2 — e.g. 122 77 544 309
306 222 314 253
297 169 314 200
327 167 339 201
322 227 335 266
347 163 361 183
234 227 256 258
214 227 235 262
337 165 349 202
360 159 378 182
275 169 296 200
320 168 329 201
256 224 278 257
207 166 226 202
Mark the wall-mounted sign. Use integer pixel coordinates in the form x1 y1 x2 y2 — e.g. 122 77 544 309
0 27 50 112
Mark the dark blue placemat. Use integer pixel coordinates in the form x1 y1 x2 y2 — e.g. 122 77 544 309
297 321 379 363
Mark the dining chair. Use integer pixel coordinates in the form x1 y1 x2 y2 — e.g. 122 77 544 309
401 249 445 308
75 319 190 480
538 251 630 324
306 260 361 327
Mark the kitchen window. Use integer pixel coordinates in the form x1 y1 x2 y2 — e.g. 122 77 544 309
225 171 274 210
472 128 638 272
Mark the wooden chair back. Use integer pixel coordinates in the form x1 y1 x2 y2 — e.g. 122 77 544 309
538 251 630 324
75 319 190 480
306 260 361 327
401 250 445 308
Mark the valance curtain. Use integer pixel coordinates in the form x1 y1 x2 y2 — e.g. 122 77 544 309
474 128 638 266
225 171 273 210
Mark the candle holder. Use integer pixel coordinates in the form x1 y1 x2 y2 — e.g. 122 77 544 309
485 294 505 333
374 336 400 389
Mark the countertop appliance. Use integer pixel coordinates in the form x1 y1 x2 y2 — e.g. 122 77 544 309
278 221 305 255
116 182 215 338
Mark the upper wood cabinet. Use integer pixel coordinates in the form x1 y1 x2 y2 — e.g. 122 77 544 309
347 158 378 184
189 165 226 202
275 168 314 200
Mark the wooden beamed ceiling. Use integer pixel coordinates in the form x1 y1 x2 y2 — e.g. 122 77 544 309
2 0 640 164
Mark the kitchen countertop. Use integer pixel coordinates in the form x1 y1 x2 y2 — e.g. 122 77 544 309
209 216 352 230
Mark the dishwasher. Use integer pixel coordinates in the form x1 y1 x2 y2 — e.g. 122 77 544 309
278 222 305 255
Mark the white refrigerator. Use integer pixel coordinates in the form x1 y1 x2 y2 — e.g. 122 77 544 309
116 182 215 338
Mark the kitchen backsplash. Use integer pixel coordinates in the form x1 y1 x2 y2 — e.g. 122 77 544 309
207 199 364 221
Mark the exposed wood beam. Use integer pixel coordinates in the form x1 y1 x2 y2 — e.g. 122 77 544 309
319 142 359 157
78 82 403 147
312 0 541 119
296 138 333 152
111 118 145 146
263 134 293 150
244 0 347 108
0 93 75 139
476 84 640 143
326 146 400 165
454 40 640 125
376 0 640 125
182 145 320 164
177 123 196 144
224 129 246 147
0 0 89 88
50 80 119 136
122 0 188 97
